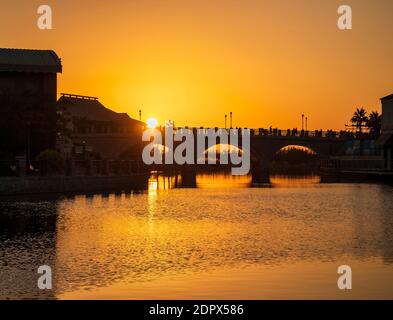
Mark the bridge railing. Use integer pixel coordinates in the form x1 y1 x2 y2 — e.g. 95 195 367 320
167 127 362 139
320 158 385 171
249 129 376 139
158 126 378 141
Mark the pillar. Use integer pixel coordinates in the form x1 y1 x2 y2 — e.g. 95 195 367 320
251 160 270 184
181 166 197 188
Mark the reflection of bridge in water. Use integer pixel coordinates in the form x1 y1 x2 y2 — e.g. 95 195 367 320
150 127 347 184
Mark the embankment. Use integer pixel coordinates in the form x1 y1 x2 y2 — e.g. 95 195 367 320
0 174 149 196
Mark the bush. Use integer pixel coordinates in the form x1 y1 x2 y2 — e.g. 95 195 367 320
36 149 64 175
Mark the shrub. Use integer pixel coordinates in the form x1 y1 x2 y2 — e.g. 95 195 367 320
36 149 64 175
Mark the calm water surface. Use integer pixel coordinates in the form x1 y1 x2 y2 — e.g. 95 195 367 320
1 174 393 299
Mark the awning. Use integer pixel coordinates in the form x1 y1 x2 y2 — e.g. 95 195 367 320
376 132 393 146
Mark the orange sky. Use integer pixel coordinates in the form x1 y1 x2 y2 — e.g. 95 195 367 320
1 0 393 130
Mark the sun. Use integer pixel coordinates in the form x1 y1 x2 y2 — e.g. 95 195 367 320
146 117 158 129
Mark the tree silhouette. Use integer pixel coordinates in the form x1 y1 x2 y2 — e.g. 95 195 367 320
351 108 368 133
367 111 382 137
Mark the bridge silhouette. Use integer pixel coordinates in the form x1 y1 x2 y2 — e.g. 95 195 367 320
146 127 347 185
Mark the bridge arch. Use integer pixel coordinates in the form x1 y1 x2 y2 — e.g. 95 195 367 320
201 143 255 163
151 143 170 154
249 141 328 184
274 144 319 156
250 138 333 163
272 144 321 168
271 143 323 158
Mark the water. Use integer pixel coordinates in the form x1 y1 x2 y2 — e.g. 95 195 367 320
1 174 393 299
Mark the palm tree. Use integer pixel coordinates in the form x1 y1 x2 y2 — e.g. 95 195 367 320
367 111 382 137
351 108 368 133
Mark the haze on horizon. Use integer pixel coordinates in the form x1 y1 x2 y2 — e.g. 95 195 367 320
1 0 392 130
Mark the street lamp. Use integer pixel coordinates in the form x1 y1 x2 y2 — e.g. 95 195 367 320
225 114 227 129
26 121 31 171
230 112 233 128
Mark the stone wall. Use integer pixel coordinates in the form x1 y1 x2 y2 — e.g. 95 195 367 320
0 174 148 196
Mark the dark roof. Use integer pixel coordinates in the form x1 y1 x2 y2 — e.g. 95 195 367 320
58 94 143 125
0 48 62 73
381 93 393 102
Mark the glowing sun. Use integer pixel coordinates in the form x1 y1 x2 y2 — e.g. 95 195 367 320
146 117 158 129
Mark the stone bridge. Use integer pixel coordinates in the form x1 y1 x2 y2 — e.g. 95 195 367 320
248 133 345 182
148 127 347 185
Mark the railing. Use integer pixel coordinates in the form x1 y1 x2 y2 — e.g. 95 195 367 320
159 127 375 140
320 158 385 171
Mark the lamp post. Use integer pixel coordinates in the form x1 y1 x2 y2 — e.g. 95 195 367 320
302 114 304 131
225 114 227 129
230 112 233 128
139 110 142 121
26 121 31 172
305 117 308 131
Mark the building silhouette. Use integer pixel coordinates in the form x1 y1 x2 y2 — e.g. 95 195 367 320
57 93 145 159
377 94 393 170
0 48 62 166
378 94 393 170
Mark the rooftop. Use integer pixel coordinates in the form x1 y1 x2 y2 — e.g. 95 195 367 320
58 93 142 125
381 93 393 102
0 48 62 73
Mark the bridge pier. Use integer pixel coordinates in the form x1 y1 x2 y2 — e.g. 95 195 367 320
251 160 270 184
181 166 197 188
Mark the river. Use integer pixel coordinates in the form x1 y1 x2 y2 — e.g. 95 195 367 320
1 173 393 299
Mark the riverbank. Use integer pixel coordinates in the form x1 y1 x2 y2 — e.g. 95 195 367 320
0 173 149 196
320 168 393 183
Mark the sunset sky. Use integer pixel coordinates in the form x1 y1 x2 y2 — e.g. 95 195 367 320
1 0 393 130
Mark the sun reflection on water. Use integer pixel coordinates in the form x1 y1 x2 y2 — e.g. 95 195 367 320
270 174 321 186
